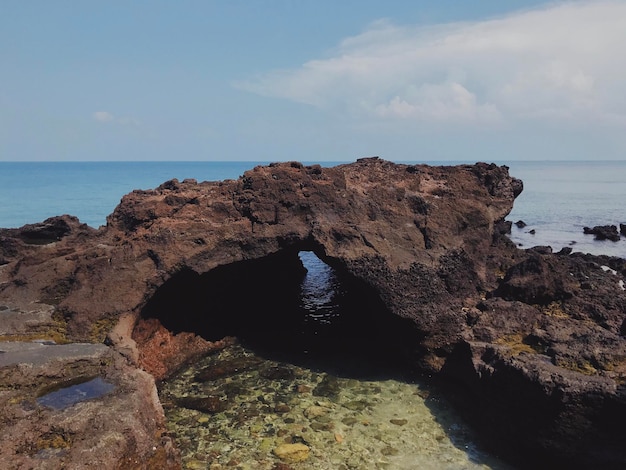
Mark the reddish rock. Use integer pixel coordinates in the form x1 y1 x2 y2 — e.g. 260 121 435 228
131 317 233 381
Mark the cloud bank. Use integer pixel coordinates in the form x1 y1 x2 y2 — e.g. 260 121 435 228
239 1 626 129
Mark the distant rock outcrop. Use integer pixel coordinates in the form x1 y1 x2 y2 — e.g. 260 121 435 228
584 224 621 241
1 158 625 469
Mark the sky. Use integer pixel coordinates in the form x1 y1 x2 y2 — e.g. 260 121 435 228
1 0 625 162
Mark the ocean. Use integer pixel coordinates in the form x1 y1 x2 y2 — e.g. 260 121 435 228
1 160 625 259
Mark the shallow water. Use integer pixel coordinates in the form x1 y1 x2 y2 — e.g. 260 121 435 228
157 251 514 469
159 343 512 470
36 376 114 410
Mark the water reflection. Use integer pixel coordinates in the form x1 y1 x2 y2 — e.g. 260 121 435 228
37 376 114 410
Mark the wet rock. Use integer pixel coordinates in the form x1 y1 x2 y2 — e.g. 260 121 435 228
381 445 399 456
515 220 527 228
290 435 309 445
272 443 310 463
343 400 369 411
221 382 246 398
583 225 620 241
313 375 341 400
260 365 295 380
621 223 626 236
272 463 295 470
310 422 334 431
303 405 328 419
233 407 260 424
195 356 262 382
273 403 291 414
390 419 408 426
175 396 228 414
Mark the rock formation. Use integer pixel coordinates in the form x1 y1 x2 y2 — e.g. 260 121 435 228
1 157 625 469
583 224 621 241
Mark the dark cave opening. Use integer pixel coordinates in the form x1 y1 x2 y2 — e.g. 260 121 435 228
141 248 418 379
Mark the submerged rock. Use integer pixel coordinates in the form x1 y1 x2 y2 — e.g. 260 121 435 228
272 443 310 463
175 395 229 414
312 375 341 400
195 356 263 382
260 365 295 380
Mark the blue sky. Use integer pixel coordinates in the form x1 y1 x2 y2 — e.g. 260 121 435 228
1 0 625 162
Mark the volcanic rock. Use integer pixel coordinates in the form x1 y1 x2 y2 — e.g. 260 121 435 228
583 224 620 241
0 158 625 469
174 395 229 414
0 340 179 469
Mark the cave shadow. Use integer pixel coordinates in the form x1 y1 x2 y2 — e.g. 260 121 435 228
141 246 419 381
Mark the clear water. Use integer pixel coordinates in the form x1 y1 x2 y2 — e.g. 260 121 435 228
36 376 115 410
160 343 511 470
156 252 513 469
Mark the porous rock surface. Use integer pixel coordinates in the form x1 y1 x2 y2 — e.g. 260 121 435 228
1 157 625 469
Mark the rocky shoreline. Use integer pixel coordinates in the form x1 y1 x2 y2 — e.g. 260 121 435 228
1 158 625 469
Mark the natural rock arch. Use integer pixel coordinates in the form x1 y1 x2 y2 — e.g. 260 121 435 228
139 245 420 377
2 158 626 469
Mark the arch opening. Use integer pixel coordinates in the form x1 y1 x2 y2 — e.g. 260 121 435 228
141 248 418 379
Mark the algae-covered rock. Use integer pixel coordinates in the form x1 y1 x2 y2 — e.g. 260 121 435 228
272 443 310 462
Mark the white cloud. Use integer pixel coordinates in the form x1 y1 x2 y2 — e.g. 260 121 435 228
92 111 114 122
92 111 140 127
238 1 626 128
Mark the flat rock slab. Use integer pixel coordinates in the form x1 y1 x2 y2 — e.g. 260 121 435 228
0 341 109 368
0 340 180 469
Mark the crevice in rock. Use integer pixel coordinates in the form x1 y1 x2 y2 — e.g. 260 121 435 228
140 248 418 379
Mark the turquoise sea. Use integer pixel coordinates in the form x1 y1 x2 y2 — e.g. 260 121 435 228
1 160 625 258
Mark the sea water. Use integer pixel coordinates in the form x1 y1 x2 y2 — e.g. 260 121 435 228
0 161 270 229
503 160 626 258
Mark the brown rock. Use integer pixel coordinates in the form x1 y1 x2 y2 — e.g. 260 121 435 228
1 159 626 468
131 317 233 381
